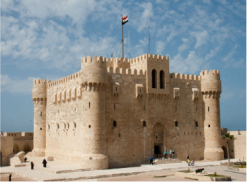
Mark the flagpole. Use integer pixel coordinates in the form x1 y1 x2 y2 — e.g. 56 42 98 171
122 14 124 58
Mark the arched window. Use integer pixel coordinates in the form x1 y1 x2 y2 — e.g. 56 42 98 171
67 123 70 129
160 70 165 89
152 69 157 88
143 121 146 127
195 121 198 127
113 121 117 128
175 121 178 127
89 125 91 128
57 124 59 129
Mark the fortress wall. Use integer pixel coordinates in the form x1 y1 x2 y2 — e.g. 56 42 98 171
46 75 86 161
105 72 151 168
1 136 13 166
168 74 204 160
229 131 246 160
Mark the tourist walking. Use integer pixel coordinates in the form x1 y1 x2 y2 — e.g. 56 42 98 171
186 154 190 160
42 159 47 167
164 150 167 159
150 156 154 165
172 149 175 158
9 174 12 181
170 149 172 158
31 162 34 170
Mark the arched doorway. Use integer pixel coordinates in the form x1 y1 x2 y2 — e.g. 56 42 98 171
153 123 163 158
222 146 227 159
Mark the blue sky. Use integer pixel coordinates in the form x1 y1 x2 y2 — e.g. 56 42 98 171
1 0 246 132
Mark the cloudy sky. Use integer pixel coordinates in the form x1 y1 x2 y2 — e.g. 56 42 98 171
1 0 246 132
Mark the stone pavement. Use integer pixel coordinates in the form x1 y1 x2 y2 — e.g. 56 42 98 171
0 157 243 181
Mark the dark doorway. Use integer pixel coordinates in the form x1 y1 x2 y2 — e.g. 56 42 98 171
154 145 160 155
222 146 227 159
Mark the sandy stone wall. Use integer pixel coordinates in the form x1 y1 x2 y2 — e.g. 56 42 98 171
1 136 13 166
229 131 246 160
32 54 224 169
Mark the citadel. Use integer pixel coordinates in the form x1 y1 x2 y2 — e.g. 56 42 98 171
30 53 227 170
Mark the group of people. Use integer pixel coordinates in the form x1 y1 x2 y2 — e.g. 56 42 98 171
163 149 175 159
186 154 194 166
30 159 48 170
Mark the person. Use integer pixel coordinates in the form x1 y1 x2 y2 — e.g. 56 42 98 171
150 156 154 165
9 174 12 181
164 150 168 159
186 154 190 160
187 159 190 166
172 149 175 158
42 159 47 167
191 159 194 165
170 149 172 158
31 162 34 170
24 157 27 162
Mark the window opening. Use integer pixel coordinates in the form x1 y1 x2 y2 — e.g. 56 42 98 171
208 125 210 127
156 135 158 139
74 122 76 129
119 133 121 137
40 112 42 116
40 128 42 130
89 102 90 108
89 125 91 128
143 121 146 127
152 69 157 88
160 70 165 89
175 121 178 127
113 121 117 127
57 124 59 129
195 121 198 127
208 107 209 112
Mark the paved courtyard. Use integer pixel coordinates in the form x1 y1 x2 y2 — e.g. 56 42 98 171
0 157 246 181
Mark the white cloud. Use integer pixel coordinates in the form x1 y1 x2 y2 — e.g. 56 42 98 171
205 46 220 60
155 41 165 55
202 0 211 4
178 38 189 53
170 51 209 74
1 75 38 94
191 31 208 49
223 44 238 62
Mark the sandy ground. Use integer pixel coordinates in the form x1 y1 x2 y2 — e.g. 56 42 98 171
0 173 33 181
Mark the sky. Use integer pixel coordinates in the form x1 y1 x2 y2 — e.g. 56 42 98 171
1 0 246 132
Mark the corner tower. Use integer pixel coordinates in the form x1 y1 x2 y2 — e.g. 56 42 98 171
200 70 223 160
32 79 47 156
80 56 108 170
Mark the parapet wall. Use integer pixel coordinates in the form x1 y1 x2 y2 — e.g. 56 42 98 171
200 70 221 93
32 79 47 100
170 73 201 81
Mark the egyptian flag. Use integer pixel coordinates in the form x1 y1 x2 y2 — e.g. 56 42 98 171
122 15 128 25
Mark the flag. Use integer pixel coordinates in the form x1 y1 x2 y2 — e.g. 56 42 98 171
122 15 128 25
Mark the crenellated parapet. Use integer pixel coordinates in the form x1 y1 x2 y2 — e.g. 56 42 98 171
147 54 169 62
32 79 47 102
81 56 108 85
170 73 201 81
200 70 221 94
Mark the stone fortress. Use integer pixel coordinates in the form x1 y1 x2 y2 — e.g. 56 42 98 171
31 53 224 170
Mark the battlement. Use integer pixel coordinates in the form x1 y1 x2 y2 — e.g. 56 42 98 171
200 70 220 77
170 73 201 81
107 67 146 76
147 54 169 62
33 79 47 85
48 71 81 88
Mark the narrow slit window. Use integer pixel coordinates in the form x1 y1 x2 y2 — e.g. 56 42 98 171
40 112 42 116
113 121 117 127
74 122 76 129
143 121 146 127
40 128 42 130
89 102 90 108
175 121 178 127
208 107 209 112
208 125 210 127
195 121 198 127
89 125 91 128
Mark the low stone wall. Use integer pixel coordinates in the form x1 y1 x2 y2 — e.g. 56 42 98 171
1 136 13 166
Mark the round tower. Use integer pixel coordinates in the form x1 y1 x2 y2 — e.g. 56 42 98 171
80 56 108 170
200 70 223 160
32 79 47 156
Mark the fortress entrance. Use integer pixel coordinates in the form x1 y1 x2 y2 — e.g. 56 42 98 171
153 123 163 158
222 146 227 159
